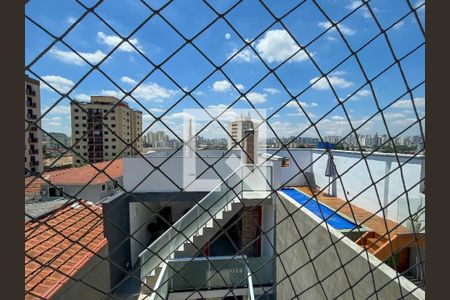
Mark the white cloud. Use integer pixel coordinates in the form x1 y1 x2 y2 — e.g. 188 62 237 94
346 1 363 10
139 86 174 101
236 83 245 91
47 122 63 127
212 80 232 92
228 47 257 63
356 89 371 97
263 88 280 95
117 76 178 101
392 20 405 30
225 33 231 40
121 76 137 85
318 21 356 36
50 116 62 121
193 90 206 97
287 100 318 108
50 48 106 66
73 93 91 101
97 31 144 53
244 92 267 104
41 75 74 93
228 29 313 64
331 115 346 120
212 80 244 93
101 89 124 98
391 97 425 109
255 29 312 63
310 75 354 90
66 16 77 24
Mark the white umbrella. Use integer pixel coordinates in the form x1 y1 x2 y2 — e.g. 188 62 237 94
324 151 337 196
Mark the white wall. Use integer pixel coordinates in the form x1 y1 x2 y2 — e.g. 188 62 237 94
266 149 313 187
311 149 425 223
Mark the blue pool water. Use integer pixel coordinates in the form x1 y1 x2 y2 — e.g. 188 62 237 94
280 188 358 230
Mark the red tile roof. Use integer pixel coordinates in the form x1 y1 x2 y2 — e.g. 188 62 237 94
25 201 107 299
25 159 123 196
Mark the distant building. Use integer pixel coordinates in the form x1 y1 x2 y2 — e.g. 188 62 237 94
43 132 71 149
227 114 257 150
147 131 169 148
25 75 44 175
70 96 142 166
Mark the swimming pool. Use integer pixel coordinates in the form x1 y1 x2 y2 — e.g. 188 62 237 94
280 188 358 231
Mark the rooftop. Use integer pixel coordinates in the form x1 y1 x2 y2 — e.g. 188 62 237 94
25 201 107 299
25 159 123 197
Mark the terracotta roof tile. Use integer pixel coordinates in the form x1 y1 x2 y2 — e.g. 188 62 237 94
25 201 107 299
25 159 123 197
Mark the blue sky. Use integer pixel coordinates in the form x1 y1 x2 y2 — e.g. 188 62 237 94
25 0 425 140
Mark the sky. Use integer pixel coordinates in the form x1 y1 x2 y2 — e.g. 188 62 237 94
25 0 425 141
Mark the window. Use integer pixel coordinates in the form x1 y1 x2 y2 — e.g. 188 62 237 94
105 138 109 142
75 145 80 149
112 124 116 128
102 184 106 191
104 131 108 135
75 130 80 134
82 124 87 127
112 145 116 149
103 109 108 113
112 138 116 142
112 152 116 156
111 116 115 120
74 108 79 112
48 187 64 198
75 116 79 120
105 145 109 149
82 116 86 120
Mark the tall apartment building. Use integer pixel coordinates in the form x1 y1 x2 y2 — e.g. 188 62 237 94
25 75 44 176
227 115 258 164
71 96 142 166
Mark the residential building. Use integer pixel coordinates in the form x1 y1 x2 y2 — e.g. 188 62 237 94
227 115 258 154
43 132 71 149
70 96 142 166
146 131 169 148
25 74 43 175
25 159 123 203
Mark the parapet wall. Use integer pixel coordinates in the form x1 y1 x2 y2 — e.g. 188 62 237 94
275 192 425 299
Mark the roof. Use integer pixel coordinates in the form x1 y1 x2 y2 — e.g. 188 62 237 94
25 201 107 299
25 159 123 197
25 199 69 222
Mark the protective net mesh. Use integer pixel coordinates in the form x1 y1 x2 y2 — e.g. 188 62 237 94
25 0 425 299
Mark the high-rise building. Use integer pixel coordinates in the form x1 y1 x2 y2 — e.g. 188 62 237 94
70 96 142 166
25 75 44 176
227 115 258 164
44 132 71 149
147 131 169 148
227 114 257 150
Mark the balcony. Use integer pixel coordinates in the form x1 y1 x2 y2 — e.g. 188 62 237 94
26 89 36 96
137 256 274 299
29 149 38 155
26 102 37 108
26 114 37 120
30 161 39 166
28 137 38 143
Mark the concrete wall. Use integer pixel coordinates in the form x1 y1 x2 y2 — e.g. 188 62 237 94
53 244 111 300
129 201 159 265
311 149 425 223
275 192 425 300
124 156 242 193
42 177 123 203
266 149 313 187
